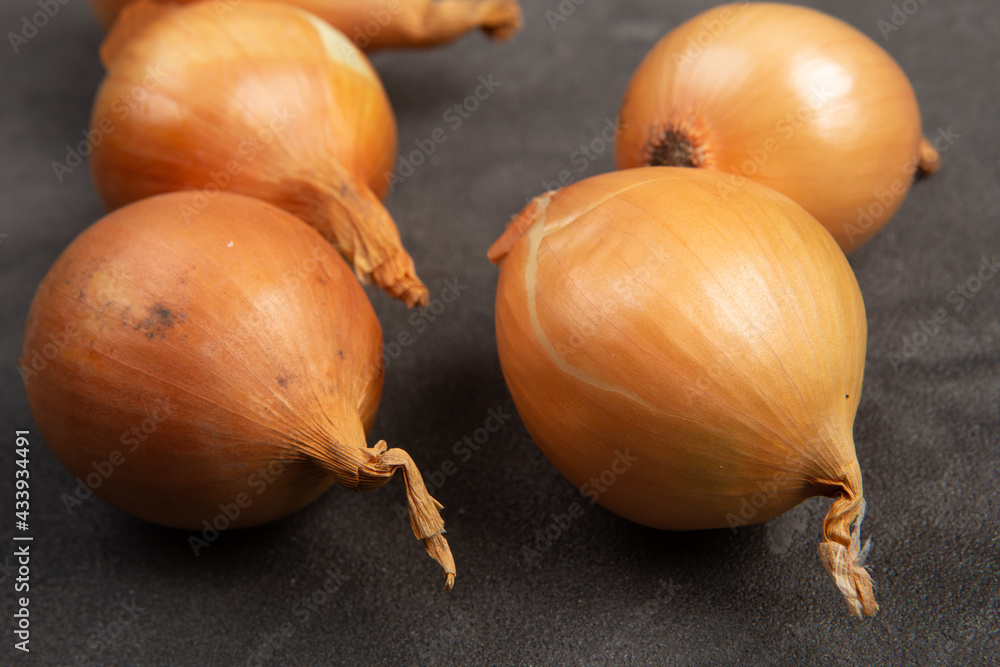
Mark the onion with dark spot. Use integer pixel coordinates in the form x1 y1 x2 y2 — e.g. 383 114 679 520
21 192 455 587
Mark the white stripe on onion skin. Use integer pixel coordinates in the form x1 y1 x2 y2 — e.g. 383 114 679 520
22 192 455 589
615 2 939 255
489 167 877 617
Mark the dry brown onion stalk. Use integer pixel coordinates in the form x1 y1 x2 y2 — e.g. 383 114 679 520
90 0 523 49
21 192 454 587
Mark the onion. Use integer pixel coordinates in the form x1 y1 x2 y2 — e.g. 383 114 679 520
615 2 939 254
91 0 428 307
21 192 455 587
489 167 876 616
89 0 523 50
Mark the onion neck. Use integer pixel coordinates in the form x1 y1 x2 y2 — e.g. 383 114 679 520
382 0 523 48
423 0 521 46
487 191 555 264
917 136 941 177
817 464 878 617
307 437 455 590
283 172 429 308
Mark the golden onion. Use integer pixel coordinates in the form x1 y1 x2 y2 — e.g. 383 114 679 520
22 192 454 587
490 167 876 616
616 2 939 253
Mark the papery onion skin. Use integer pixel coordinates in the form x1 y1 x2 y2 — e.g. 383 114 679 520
489 167 876 616
89 0 523 50
616 2 937 254
21 192 454 587
91 0 428 307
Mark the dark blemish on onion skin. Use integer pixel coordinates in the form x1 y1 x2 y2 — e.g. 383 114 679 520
135 303 186 340
277 376 289 387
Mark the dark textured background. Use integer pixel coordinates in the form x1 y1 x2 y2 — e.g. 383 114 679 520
1 0 998 664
